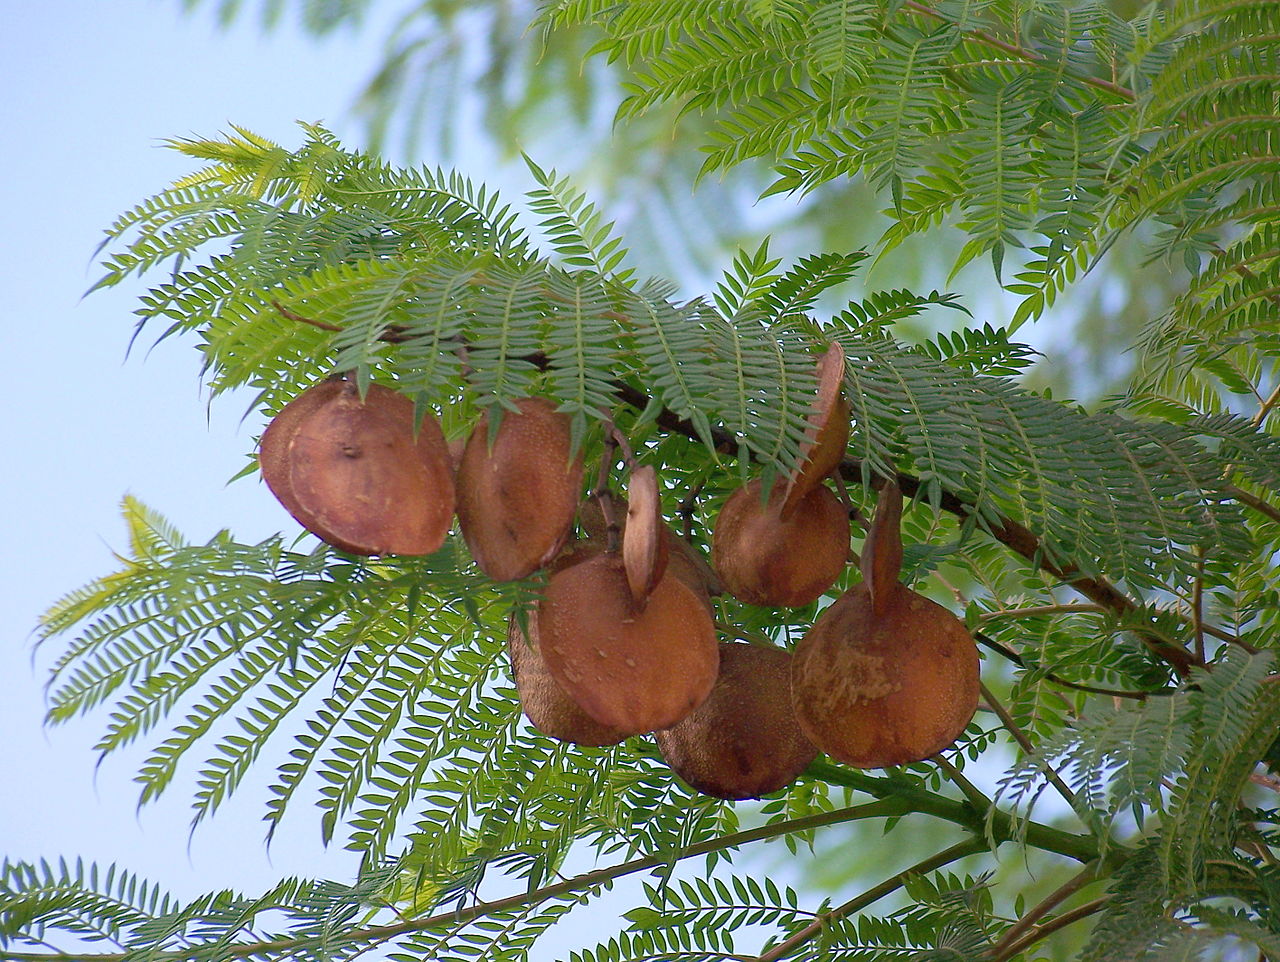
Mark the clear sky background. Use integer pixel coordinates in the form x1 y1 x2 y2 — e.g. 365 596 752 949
0 0 439 903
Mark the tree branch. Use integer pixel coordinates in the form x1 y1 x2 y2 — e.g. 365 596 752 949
752 840 987 962
272 302 1207 677
991 896 1112 961
988 860 1102 959
901 1 1136 101
0 799 925 962
974 631 1162 700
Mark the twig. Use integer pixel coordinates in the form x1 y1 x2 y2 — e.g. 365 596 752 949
974 632 1158 700
988 861 1102 959
933 754 992 812
902 0 1136 101
1226 483 1280 524
991 896 1111 962
752 840 986 962
981 681 1081 814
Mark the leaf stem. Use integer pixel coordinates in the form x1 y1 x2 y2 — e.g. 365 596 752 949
980 681 1081 814
752 839 986 962
991 895 1111 961
988 860 1102 958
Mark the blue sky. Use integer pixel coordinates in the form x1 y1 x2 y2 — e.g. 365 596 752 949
0 0 419 899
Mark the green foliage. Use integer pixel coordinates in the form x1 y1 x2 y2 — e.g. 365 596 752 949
10 2 1280 961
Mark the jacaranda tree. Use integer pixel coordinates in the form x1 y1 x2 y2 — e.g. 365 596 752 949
5 2 1280 960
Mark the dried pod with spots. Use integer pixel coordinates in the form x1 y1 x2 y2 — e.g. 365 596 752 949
506 610 627 747
623 466 669 607
538 552 719 735
712 479 848 607
656 642 817 800
266 379 454 555
790 582 980 768
781 342 851 519
456 397 585 581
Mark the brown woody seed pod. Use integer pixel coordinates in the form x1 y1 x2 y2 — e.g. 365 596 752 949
712 479 849 607
656 642 817 800
790 582 980 768
506 610 628 747
456 397 585 581
538 552 719 735
267 379 454 555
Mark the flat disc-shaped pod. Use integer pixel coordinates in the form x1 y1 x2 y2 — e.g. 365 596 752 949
260 379 346 521
456 397 585 581
623 466 669 607
791 582 980 768
506 611 628 747
538 552 719 735
781 342 850 519
712 479 849 607
286 382 455 555
656 642 817 800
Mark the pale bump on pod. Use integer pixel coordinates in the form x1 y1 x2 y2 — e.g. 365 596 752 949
656 642 817 800
781 341 851 519
537 552 719 735
506 610 628 747
712 478 849 608
273 380 455 555
790 582 980 768
455 397 585 582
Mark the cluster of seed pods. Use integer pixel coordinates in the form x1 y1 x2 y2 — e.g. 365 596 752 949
259 348 980 801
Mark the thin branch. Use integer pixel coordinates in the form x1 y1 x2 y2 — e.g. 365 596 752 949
981 681 1081 814
991 896 1112 962
752 840 986 962
1226 483 1280 525
0 801 908 962
902 0 1136 101
933 754 992 812
989 861 1102 959
974 632 1160 700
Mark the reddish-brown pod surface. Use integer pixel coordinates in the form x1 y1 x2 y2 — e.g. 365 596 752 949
656 642 817 800
782 342 851 518
861 479 904 617
280 381 455 555
506 611 628 747
623 466 669 607
790 582 980 768
456 397 585 581
582 491 722 607
538 553 719 735
712 479 849 607
260 379 346 521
